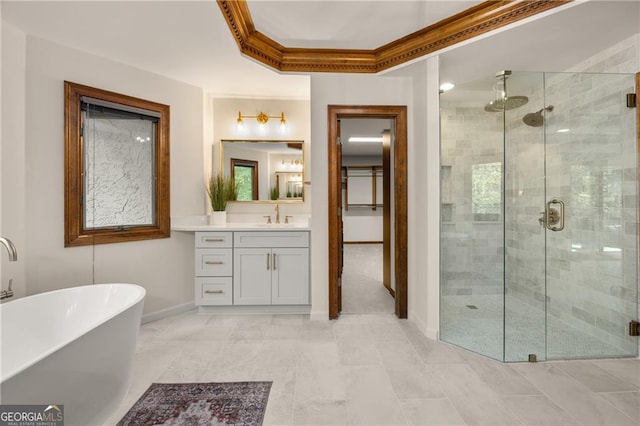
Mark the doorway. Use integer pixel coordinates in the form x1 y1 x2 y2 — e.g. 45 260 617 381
328 105 408 319
340 119 393 314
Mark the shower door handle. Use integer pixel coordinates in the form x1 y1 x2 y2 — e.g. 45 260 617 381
545 199 565 232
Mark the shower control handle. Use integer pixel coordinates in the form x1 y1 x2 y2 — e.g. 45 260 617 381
538 211 546 227
545 199 565 232
538 209 559 227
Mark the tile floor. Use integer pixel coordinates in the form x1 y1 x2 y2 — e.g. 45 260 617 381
104 311 640 426
341 243 394 314
104 243 639 425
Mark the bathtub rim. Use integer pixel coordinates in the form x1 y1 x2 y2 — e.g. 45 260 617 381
0 283 145 384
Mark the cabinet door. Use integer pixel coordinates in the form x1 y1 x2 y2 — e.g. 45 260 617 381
234 248 272 305
271 248 309 305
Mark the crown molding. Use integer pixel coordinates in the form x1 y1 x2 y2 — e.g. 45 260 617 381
217 0 572 74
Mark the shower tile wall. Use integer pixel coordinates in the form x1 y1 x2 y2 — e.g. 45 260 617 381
570 36 640 347
542 71 638 355
545 34 638 356
440 104 504 297
503 78 546 312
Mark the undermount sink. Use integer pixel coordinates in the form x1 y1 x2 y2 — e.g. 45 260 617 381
251 223 297 228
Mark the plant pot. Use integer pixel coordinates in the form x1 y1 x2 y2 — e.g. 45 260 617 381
209 211 227 225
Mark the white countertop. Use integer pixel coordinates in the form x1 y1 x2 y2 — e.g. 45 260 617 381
171 216 310 231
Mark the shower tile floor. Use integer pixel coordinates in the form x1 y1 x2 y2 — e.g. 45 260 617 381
441 295 633 362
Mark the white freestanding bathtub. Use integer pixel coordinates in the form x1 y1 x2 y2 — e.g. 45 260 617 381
0 283 145 426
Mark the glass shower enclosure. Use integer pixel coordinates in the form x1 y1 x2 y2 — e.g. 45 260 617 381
440 70 639 362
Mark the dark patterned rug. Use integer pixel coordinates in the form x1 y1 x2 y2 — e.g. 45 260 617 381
117 382 272 426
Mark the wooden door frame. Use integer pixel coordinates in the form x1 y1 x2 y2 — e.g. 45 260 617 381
328 105 408 319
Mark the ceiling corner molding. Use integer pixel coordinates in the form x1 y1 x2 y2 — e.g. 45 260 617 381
217 0 572 74
217 0 284 70
374 0 573 72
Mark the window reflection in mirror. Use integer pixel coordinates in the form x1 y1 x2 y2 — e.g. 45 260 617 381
232 158 259 200
65 81 170 247
220 140 304 202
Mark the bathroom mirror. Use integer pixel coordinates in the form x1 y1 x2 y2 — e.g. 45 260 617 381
220 139 305 202
64 81 170 247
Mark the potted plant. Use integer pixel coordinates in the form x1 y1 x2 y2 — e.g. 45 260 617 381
206 173 237 225
270 186 280 200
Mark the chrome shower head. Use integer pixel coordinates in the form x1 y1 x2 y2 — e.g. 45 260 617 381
522 105 554 127
484 96 529 112
483 70 529 112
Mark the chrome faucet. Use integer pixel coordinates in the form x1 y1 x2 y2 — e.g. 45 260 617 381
0 237 17 262
274 204 280 224
0 279 13 300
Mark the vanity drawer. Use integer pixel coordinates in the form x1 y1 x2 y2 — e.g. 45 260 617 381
234 231 309 248
195 248 233 276
196 277 232 305
195 232 233 248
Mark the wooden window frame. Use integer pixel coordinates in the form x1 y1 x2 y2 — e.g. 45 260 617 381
64 81 170 247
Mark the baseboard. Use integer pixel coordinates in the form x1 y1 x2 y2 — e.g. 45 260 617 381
141 301 196 324
425 327 439 341
309 310 329 321
197 305 311 315
409 313 438 341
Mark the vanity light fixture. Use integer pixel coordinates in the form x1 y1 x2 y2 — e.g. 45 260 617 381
237 111 286 127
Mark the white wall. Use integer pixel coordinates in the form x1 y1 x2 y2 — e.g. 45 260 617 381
396 58 441 338
309 73 412 319
1 22 27 299
2 30 205 317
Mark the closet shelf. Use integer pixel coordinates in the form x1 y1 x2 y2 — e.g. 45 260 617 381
342 165 384 211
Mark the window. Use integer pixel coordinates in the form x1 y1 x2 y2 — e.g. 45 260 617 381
231 158 258 201
64 81 170 246
472 162 502 222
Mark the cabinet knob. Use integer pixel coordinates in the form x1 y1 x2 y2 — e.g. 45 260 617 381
205 289 224 294
205 260 224 265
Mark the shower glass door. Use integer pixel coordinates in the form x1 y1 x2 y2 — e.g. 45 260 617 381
441 71 638 362
542 72 638 359
503 71 547 362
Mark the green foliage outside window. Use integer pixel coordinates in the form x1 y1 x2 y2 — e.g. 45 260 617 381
472 162 502 222
234 165 254 201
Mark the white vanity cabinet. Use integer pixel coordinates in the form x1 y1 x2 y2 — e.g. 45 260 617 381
193 229 310 309
233 231 309 305
194 231 233 306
